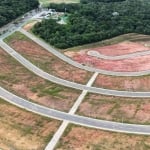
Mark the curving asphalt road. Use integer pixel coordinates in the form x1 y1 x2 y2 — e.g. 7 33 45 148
0 87 150 135
1 40 150 98
20 29 150 77
87 50 150 60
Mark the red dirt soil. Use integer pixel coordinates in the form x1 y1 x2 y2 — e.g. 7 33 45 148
57 126 150 150
94 74 150 91
78 94 150 124
88 42 149 56
65 42 150 72
10 39 91 84
0 48 80 112
0 99 60 150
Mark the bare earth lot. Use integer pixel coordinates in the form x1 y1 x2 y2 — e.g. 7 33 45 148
94 74 150 92
0 98 60 150
23 20 39 31
77 93 150 124
56 125 150 150
86 42 149 56
0 48 80 112
5 31 92 84
65 42 150 72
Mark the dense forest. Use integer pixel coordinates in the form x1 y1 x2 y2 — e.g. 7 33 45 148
33 0 150 49
0 0 39 27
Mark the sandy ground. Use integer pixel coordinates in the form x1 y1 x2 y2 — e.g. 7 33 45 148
0 48 80 112
77 93 150 124
23 21 38 31
0 98 60 150
94 74 150 92
7 32 92 84
65 42 150 72
56 125 150 150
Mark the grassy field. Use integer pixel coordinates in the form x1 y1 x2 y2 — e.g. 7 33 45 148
94 74 150 92
0 47 80 112
4 31 92 84
39 0 80 6
77 93 150 125
56 124 150 150
0 98 60 150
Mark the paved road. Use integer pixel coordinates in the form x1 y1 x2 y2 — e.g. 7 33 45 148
0 9 41 40
87 50 150 60
1 40 150 98
45 72 98 150
20 29 150 77
0 87 150 135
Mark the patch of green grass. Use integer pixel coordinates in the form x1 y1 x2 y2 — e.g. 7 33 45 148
44 131 55 143
30 81 71 99
39 0 80 6
107 102 119 115
4 31 30 43
42 86 63 96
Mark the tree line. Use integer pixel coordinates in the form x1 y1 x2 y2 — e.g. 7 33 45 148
0 0 39 27
32 0 150 49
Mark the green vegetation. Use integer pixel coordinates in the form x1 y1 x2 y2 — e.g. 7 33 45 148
77 94 150 125
0 0 39 27
4 31 29 43
32 0 150 49
39 0 80 6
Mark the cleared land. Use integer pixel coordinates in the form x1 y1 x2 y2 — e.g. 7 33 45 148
5 31 92 84
0 48 80 112
56 124 150 150
23 20 39 31
65 42 150 72
85 42 149 56
94 74 150 92
65 33 150 72
77 93 150 124
0 98 60 150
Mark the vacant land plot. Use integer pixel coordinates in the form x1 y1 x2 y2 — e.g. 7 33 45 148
77 93 150 124
87 42 149 56
65 42 150 72
23 20 39 31
5 31 92 84
94 74 150 92
56 124 150 150
65 34 150 72
0 48 80 112
0 98 60 150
